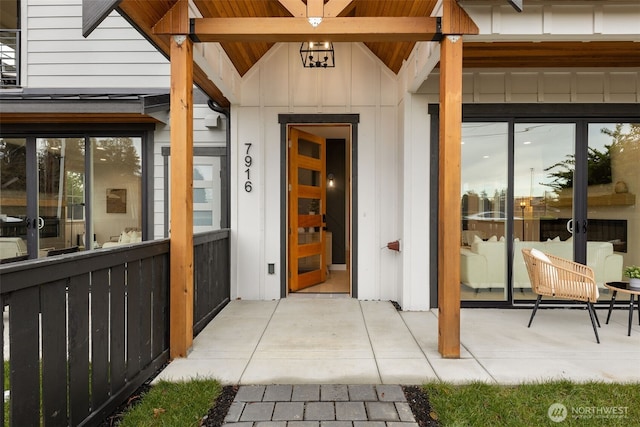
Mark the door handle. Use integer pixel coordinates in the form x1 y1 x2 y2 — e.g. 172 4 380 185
566 219 573 234
581 220 588 234
25 217 38 229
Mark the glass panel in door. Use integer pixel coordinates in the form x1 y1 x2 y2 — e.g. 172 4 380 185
586 123 638 302
193 157 222 232
37 138 85 256
460 123 508 301
513 123 575 301
0 138 28 262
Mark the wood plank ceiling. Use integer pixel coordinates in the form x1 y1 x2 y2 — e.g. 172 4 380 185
117 0 640 107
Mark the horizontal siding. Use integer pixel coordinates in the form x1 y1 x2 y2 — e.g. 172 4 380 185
24 0 169 89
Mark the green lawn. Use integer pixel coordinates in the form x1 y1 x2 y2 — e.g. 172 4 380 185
118 379 221 427
424 380 639 427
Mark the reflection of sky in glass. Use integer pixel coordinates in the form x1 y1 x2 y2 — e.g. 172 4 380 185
461 123 507 197
462 122 630 200
514 123 575 198
194 165 213 181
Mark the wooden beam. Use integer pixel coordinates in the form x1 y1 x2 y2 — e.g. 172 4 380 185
307 0 324 18
277 0 306 17
441 0 479 35
438 34 462 359
324 0 354 18
169 35 194 359
152 0 190 36
188 17 442 42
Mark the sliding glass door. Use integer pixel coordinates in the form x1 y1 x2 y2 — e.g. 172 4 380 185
512 124 575 301
0 132 146 261
460 123 509 301
586 123 639 302
0 138 28 262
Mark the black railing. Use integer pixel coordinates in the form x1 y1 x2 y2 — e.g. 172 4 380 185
0 229 230 426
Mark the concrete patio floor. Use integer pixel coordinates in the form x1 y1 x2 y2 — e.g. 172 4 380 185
155 297 640 385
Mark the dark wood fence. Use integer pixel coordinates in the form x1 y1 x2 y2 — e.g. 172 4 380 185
0 230 230 426
193 229 231 335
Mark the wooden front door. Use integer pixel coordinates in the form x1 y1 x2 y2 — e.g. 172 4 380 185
288 128 327 292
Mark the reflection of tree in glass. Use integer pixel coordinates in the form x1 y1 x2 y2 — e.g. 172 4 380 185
66 171 84 200
544 145 612 191
605 123 640 155
0 140 27 191
93 137 141 176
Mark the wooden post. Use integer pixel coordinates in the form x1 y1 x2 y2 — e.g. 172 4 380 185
169 34 194 358
437 34 462 358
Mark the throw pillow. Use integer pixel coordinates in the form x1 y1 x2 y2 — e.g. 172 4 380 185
488 235 497 242
473 234 483 243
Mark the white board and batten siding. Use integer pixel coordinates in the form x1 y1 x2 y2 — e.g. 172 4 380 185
232 42 409 304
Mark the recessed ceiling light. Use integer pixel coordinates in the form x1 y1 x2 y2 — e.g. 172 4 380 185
523 141 532 145
483 155 490 159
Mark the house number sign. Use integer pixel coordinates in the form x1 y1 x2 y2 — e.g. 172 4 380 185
244 142 253 192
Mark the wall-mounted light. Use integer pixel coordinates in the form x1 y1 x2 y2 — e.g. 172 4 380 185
328 173 335 188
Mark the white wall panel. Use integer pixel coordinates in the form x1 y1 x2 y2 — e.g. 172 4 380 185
576 72 605 102
351 45 380 106
381 68 397 107
377 106 400 301
463 1 640 40
321 43 352 107
496 5 544 35
241 68 261 106
234 107 263 299
291 68 320 108
353 107 378 299
400 94 430 310
261 45 290 107
548 6 595 35
602 5 640 34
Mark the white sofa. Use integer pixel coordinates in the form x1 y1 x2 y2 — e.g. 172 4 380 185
460 238 623 290
101 228 142 248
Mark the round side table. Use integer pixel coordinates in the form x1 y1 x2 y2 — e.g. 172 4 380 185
604 281 640 336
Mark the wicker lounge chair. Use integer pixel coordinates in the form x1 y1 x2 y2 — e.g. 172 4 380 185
521 248 601 343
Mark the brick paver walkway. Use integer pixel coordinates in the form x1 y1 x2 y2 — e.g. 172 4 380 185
223 385 417 427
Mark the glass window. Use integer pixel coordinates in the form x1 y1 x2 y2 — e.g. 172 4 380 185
91 137 142 248
1 0 20 87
